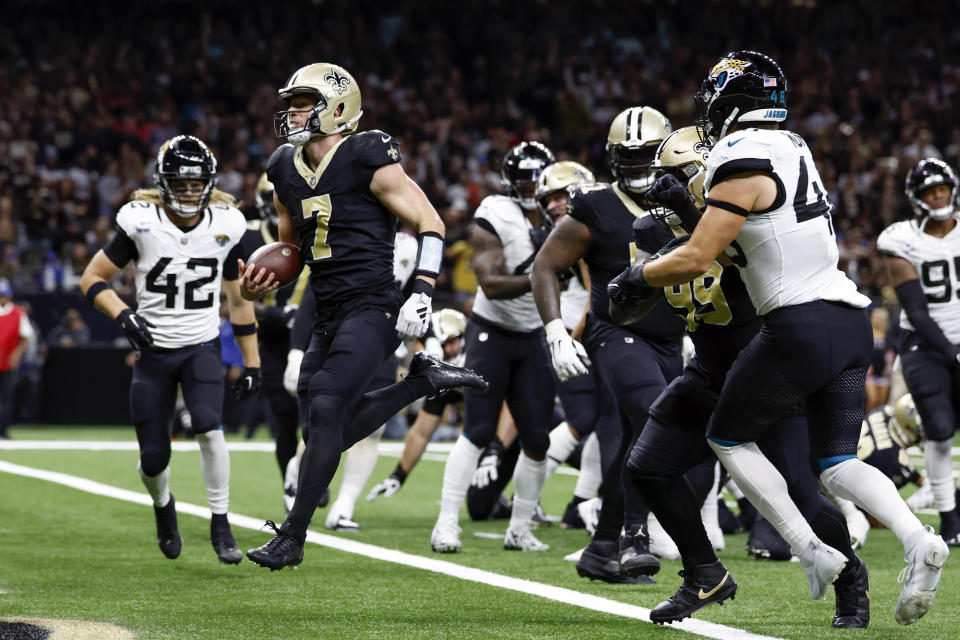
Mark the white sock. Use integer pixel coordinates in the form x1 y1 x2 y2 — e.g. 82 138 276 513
196 429 230 514
138 462 171 508
335 426 385 518
439 435 483 521
574 432 602 500
709 440 816 553
724 478 745 500
701 462 724 551
510 453 547 530
284 440 305 493
820 458 924 546
925 439 956 512
545 422 579 478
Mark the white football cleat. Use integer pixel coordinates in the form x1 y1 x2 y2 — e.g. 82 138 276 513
647 513 680 559
431 517 462 553
577 497 602 537
504 526 549 552
895 526 949 625
797 540 848 600
905 482 934 513
564 546 585 563
325 500 359 531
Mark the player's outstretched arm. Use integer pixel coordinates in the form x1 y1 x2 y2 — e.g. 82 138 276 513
223 276 262 399
371 163 445 340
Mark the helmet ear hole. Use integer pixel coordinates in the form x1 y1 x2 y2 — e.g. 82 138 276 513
334 104 344 118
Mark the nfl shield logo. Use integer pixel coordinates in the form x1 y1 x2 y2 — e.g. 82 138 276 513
215 234 230 247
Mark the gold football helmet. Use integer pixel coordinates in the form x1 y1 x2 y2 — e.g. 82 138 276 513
432 308 468 344
255 173 278 225
651 126 711 210
273 63 363 144
891 394 924 447
535 161 595 219
606 106 671 196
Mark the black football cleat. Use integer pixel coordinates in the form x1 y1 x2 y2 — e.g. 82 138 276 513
833 556 870 628
619 526 660 577
153 494 182 559
210 513 243 564
650 561 737 625
408 352 489 394
939 508 960 547
247 521 304 571
746 515 792 561
560 498 586 529
577 540 655 584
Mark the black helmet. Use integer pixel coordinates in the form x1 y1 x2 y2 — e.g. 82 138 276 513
155 135 217 218
905 158 959 221
695 50 787 142
501 141 555 210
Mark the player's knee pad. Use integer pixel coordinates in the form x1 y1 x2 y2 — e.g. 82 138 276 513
140 447 170 477
189 405 221 434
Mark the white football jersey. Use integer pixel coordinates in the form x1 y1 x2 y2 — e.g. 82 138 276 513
394 231 419 289
877 219 960 342
560 270 589 332
116 201 247 348
706 128 870 315
471 195 543 331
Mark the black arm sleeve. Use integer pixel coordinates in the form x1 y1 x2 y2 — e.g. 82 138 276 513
222 244 243 280
103 228 138 267
289 285 315 351
895 279 955 356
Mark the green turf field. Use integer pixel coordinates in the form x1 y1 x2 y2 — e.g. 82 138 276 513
0 427 955 639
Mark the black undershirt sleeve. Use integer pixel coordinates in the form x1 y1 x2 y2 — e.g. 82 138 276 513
222 244 243 280
103 227 138 267
895 279 955 356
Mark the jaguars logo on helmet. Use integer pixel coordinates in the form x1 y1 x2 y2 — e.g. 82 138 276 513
273 63 363 145
154 135 218 218
606 106 671 199
904 158 959 222
535 161 595 219
695 50 787 143
501 142 556 210
255 172 278 226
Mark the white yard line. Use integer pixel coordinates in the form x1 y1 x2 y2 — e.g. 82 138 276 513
0 458 784 640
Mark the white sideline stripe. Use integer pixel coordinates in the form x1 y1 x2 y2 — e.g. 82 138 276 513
0 441 580 477
0 459 783 640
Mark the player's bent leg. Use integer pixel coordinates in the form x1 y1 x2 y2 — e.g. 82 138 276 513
196 429 241 563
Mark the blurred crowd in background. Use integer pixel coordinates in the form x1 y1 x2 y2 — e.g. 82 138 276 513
1 0 958 422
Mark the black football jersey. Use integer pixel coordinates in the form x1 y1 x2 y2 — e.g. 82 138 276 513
239 220 310 346
568 183 683 343
266 130 402 304
858 406 921 489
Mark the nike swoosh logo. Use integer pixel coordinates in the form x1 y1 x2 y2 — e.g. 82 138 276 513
727 138 745 147
698 572 730 600
381 134 391 143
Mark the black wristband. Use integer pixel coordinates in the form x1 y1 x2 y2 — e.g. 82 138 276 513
412 279 434 296
232 322 258 337
391 463 408 485
85 281 111 307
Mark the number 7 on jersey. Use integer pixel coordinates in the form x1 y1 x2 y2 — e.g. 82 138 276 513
301 195 333 260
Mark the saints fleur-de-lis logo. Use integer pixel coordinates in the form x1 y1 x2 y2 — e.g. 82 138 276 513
324 69 350 95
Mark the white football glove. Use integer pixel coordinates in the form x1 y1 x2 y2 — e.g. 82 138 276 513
471 452 500 489
544 318 590 381
366 477 402 501
396 292 432 341
283 348 304 397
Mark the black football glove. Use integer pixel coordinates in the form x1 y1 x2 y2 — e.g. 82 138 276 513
233 367 262 401
116 309 155 351
647 174 703 231
607 266 656 306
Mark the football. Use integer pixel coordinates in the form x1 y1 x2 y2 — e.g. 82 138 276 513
247 242 301 288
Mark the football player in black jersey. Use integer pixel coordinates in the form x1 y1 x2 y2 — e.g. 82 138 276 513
611 126 868 627
241 63 487 570
531 106 686 583
240 173 311 506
